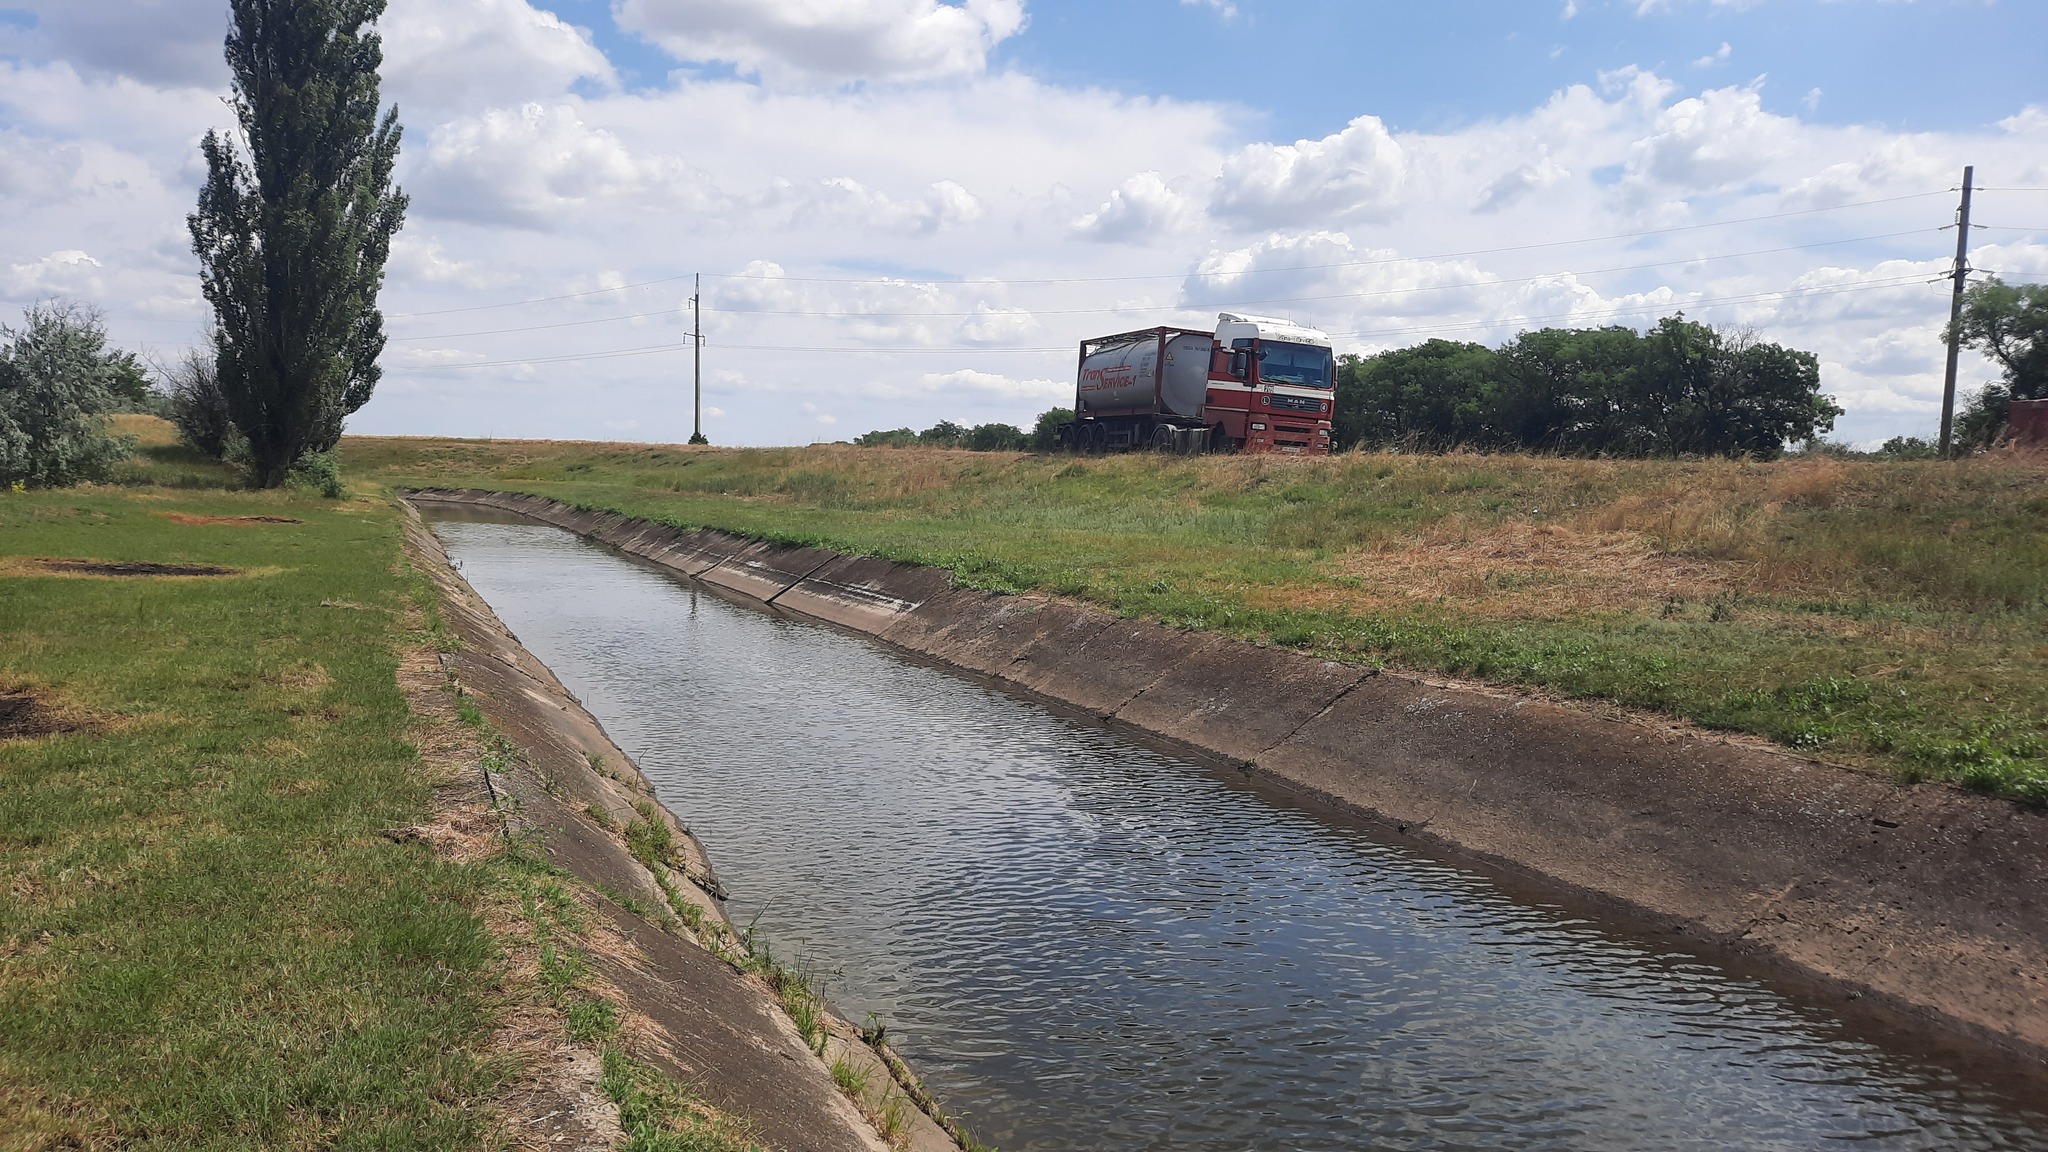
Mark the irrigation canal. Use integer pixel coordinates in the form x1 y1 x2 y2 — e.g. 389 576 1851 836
426 510 2048 1152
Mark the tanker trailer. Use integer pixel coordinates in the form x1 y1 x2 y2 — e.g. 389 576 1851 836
1059 314 1336 455
1059 327 1216 454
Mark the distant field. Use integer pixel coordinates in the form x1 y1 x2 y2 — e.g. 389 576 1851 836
348 435 2048 801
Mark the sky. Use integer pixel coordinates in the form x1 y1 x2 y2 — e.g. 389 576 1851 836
2 0 2045 447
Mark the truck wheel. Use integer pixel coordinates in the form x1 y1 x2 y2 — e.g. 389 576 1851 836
1210 424 1233 454
1152 425 1174 454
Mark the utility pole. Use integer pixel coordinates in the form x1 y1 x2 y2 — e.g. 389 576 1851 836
1939 166 1975 459
689 272 707 446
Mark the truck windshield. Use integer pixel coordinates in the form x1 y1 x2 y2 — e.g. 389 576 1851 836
1259 341 1334 388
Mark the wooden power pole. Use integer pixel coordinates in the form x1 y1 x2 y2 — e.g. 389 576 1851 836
1939 166 1975 458
689 273 706 445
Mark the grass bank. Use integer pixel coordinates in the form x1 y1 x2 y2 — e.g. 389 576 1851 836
0 424 767 1149
344 436 2048 802
0 474 510 1146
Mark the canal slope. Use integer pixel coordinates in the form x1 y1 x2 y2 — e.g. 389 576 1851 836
401 504 967 1152
402 486 2048 1067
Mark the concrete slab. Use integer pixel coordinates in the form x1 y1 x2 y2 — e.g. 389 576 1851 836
1115 641 1364 763
886 594 1095 679
775 554 957 633
593 905 886 1152
1006 615 1200 716
699 540 842 602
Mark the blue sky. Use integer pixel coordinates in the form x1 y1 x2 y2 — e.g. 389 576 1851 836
534 0 2046 137
1008 0 2044 138
1 0 2044 445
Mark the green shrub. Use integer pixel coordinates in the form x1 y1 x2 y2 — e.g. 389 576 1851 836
0 302 141 487
288 450 345 498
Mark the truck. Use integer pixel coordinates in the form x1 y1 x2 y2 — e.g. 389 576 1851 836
1058 312 1336 455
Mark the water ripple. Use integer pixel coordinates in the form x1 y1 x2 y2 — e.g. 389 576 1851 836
430 516 2048 1152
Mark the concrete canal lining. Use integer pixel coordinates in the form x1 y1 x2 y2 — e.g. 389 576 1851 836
400 487 2048 1067
401 504 964 1152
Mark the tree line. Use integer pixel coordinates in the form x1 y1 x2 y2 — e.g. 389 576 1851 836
1333 314 1840 458
851 294 2043 460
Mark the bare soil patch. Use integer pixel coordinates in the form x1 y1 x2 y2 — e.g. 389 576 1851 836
0 689 92 741
159 512 302 526
23 559 237 578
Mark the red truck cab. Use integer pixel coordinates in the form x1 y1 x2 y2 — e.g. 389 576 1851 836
1201 312 1336 455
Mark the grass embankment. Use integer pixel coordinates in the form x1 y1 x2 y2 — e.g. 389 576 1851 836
345 436 2048 802
0 421 757 1149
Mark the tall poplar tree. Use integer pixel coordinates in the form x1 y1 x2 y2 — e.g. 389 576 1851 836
189 0 406 487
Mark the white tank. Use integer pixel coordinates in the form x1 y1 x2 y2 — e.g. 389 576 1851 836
1077 331 1211 418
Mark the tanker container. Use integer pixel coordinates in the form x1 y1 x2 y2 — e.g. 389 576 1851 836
1061 327 1216 454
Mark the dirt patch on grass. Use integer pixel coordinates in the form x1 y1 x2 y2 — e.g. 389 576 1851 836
0 688 95 741
158 512 303 526
6 558 239 579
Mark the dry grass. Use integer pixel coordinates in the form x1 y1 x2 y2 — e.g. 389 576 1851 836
1326 517 1739 617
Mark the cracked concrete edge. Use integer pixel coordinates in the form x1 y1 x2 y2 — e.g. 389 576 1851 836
399 499 961 1152
401 486 2048 1069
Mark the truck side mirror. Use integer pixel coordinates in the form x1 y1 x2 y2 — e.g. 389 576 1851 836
1230 350 1249 379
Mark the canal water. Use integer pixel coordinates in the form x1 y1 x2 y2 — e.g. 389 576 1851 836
426 511 2047 1152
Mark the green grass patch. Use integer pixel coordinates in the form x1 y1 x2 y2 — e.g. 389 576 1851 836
0 481 501 1146
345 435 2048 802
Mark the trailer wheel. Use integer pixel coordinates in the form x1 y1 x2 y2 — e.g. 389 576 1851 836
1152 425 1175 454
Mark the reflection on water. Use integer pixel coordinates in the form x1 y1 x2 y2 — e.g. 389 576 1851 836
429 514 2048 1152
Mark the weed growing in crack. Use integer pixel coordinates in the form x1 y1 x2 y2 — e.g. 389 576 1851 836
829 1055 869 1099
598 1047 764 1152
624 800 675 870
876 1093 909 1143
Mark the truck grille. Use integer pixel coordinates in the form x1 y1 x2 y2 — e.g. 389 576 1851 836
1267 394 1325 413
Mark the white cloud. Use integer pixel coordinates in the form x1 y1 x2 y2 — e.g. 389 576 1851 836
1181 0 1239 18
1692 42 1732 68
1620 81 1795 196
1475 153 1571 213
761 175 984 235
2001 106 2048 135
1071 172 1200 242
411 103 722 228
912 368 1065 400
1781 139 1949 208
614 0 1026 84
8 249 103 297
380 0 616 110
0 0 224 89
1211 115 1407 228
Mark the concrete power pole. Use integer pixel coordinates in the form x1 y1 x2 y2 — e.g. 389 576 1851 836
1938 166 1975 458
689 273 707 446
